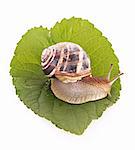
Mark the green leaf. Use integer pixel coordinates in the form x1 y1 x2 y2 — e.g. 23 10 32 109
10 18 121 135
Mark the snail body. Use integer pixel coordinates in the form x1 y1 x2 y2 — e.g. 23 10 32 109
41 42 123 104
51 77 110 104
51 68 122 104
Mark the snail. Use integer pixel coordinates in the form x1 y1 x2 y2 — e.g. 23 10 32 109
41 42 123 104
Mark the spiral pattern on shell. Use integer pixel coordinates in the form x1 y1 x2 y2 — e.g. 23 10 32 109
41 42 91 83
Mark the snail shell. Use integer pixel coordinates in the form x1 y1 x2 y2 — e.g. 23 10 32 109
41 42 91 83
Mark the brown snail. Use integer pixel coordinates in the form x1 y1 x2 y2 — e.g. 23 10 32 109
41 42 123 104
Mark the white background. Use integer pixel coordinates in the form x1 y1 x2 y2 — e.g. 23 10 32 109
0 0 134 149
